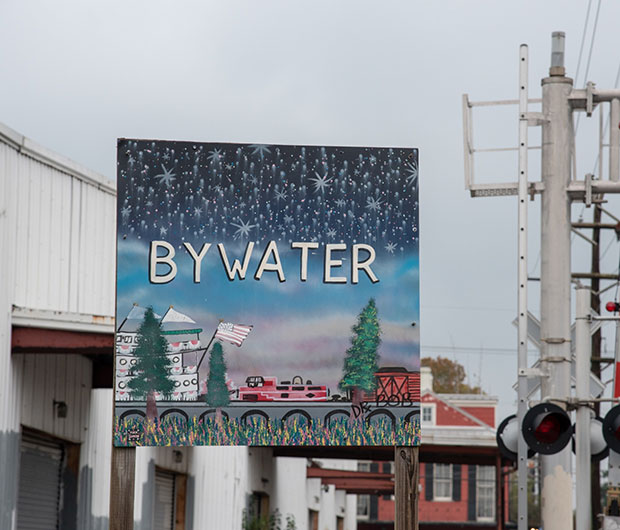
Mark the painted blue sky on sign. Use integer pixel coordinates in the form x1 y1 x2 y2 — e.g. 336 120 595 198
117 140 419 390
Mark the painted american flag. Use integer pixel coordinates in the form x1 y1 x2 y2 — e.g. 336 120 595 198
215 322 253 347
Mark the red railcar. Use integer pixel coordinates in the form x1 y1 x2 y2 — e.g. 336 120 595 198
366 367 419 403
236 375 329 402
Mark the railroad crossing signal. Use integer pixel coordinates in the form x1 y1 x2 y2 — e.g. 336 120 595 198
499 411 609 460
604 406 620 454
496 414 535 461
521 403 573 455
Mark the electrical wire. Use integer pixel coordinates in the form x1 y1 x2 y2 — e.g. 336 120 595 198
421 345 538 356
575 0 603 133
601 236 616 261
582 0 602 88
574 0 593 85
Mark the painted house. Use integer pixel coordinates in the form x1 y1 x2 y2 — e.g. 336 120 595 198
357 366 510 530
0 121 359 530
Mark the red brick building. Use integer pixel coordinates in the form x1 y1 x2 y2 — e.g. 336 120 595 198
357 367 511 530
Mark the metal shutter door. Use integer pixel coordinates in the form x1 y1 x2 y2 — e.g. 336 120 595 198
154 470 175 530
17 435 63 530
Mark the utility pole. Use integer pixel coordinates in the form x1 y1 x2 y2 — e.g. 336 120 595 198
575 285 592 530
590 204 602 528
539 32 574 530
464 31 620 530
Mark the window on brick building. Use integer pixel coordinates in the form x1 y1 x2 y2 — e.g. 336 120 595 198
421 405 435 425
356 462 370 519
433 463 452 500
476 466 495 521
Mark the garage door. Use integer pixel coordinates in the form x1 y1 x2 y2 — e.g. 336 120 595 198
154 470 176 530
17 433 64 530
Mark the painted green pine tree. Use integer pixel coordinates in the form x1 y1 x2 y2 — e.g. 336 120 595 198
206 341 230 422
127 306 174 420
339 298 381 405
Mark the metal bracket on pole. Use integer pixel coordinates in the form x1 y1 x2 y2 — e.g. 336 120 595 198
518 367 547 378
524 112 546 126
585 173 593 207
586 82 595 117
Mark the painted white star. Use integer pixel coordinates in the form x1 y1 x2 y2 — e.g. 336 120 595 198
207 149 224 163
385 242 397 254
327 228 337 238
249 144 271 158
275 190 287 201
160 227 168 236
121 206 132 218
366 197 384 212
194 207 202 218
335 199 346 208
405 161 418 186
231 219 258 239
154 165 176 188
310 172 332 193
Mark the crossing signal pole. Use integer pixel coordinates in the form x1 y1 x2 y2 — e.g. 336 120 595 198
539 32 573 530
464 31 620 530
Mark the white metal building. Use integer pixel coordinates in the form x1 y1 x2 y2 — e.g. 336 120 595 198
0 121 358 530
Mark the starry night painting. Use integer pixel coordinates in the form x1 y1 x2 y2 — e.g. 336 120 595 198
114 139 420 447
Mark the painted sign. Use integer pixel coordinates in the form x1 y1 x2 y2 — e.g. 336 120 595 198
115 140 420 446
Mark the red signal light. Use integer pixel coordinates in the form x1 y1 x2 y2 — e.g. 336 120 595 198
534 414 562 444
606 301 620 313
522 403 572 455
603 405 620 453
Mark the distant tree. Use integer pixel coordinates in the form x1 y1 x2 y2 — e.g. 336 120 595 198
339 298 381 413
206 341 230 423
420 356 482 394
127 307 174 420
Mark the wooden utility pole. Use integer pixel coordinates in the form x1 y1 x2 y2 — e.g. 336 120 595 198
110 446 136 530
590 204 602 528
395 446 419 530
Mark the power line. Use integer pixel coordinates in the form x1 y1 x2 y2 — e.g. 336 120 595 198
421 345 539 356
575 0 602 132
421 304 514 313
574 0 593 85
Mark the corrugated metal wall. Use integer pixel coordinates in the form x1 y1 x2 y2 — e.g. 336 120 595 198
0 128 25 530
190 447 250 530
0 123 116 530
12 354 92 442
78 389 113 530
0 132 116 317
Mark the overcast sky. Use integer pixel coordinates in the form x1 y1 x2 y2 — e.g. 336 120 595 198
2 1 620 420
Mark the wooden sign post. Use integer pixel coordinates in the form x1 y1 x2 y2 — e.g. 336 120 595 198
110 446 136 530
395 446 419 530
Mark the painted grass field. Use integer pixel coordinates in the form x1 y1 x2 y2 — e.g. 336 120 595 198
114 415 421 447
